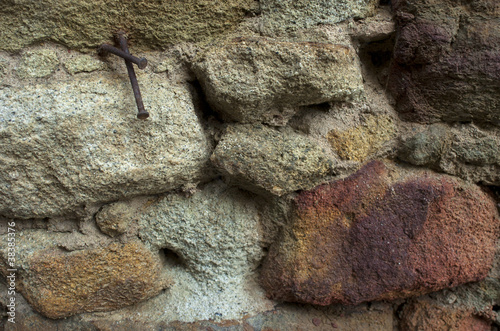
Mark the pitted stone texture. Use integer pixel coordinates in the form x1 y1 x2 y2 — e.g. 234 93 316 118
211 124 334 196
399 124 452 167
440 126 500 185
139 180 264 281
192 37 363 125
388 0 500 125
0 232 169 319
64 54 107 75
260 0 378 36
400 298 493 331
0 0 256 52
400 124 500 185
0 76 211 218
137 181 271 321
261 161 499 305
327 114 397 162
96 201 137 237
16 49 59 78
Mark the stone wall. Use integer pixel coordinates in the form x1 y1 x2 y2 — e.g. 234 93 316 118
0 0 499 330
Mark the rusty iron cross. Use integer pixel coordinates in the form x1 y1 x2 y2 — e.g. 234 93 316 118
98 32 149 120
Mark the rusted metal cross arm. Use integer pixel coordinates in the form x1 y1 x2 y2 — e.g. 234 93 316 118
98 32 149 120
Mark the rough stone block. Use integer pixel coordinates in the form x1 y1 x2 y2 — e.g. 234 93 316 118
261 161 499 305
0 235 169 319
388 0 500 125
16 50 59 78
0 0 256 52
193 37 363 125
0 74 211 218
327 114 397 162
137 180 271 321
211 124 334 196
260 0 378 35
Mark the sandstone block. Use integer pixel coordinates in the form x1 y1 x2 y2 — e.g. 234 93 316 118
400 124 500 185
0 75 211 218
260 0 378 36
211 124 334 196
261 161 499 305
1 236 168 319
440 125 500 185
388 0 500 125
0 0 256 52
137 181 271 321
192 37 363 125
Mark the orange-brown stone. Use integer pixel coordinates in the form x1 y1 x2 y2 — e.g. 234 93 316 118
260 161 499 305
22 240 169 319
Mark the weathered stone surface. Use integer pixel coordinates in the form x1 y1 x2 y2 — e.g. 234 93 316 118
399 124 451 166
16 49 59 78
327 114 397 162
139 181 263 281
0 0 257 52
400 298 493 331
211 124 334 196
137 180 272 321
64 54 107 74
388 0 500 125
261 161 499 305
349 7 396 42
192 37 363 125
0 56 8 84
0 231 169 319
453 138 500 166
260 0 378 36
0 290 97 331
440 125 500 185
0 74 211 218
400 123 500 185
96 200 137 237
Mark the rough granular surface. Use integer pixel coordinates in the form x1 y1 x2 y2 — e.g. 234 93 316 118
261 161 499 305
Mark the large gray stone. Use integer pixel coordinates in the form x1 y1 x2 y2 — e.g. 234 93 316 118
192 37 363 125
211 124 334 196
137 180 271 321
139 180 264 280
399 123 500 185
0 74 211 219
260 0 378 36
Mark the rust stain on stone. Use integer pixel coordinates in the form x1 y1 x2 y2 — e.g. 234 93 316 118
24 241 169 318
261 161 499 305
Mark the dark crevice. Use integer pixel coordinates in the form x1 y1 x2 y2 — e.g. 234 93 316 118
187 80 223 124
358 34 396 90
160 248 183 267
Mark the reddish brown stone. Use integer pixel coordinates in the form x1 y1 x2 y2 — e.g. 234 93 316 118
388 0 500 125
400 298 493 331
260 161 499 305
